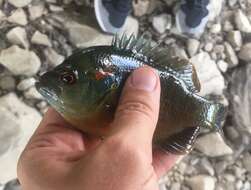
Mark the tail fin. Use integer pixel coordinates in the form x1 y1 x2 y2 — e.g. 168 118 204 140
203 102 226 132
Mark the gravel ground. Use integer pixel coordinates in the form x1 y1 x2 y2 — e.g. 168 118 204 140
0 0 250 190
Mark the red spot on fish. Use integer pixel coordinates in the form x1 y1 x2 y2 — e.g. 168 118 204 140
95 71 113 80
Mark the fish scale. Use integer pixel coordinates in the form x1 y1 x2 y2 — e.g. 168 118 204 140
36 35 225 155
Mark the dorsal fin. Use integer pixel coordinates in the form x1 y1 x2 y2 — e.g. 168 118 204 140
111 34 201 93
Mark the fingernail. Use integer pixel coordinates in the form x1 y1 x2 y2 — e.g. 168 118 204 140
131 67 157 92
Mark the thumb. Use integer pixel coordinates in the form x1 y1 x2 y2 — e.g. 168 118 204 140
111 66 161 153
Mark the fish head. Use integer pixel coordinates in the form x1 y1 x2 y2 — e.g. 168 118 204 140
36 48 121 119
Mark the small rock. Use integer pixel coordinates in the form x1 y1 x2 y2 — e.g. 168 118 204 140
8 8 28 26
49 5 64 12
0 93 41 183
8 0 32 7
190 52 225 96
242 181 251 190
187 39 200 57
225 126 240 142
24 87 43 100
228 0 238 7
152 14 172 34
28 4 46 20
17 78 36 91
223 20 234 32
170 183 181 190
204 43 213 52
0 75 15 91
67 15 138 47
224 42 239 67
0 107 20 156
31 31 52 47
159 184 168 190
6 27 29 48
208 0 224 21
195 133 233 157
63 0 73 4
210 23 221 34
238 43 251 62
235 9 251 33
243 153 251 172
0 10 5 20
217 60 228 73
133 0 150 17
0 46 41 76
200 158 215 176
227 31 243 49
44 48 65 67
186 175 215 190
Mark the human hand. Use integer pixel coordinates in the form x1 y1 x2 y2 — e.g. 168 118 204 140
17 67 179 190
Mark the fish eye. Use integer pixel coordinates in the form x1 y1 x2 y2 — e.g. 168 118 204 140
60 71 76 85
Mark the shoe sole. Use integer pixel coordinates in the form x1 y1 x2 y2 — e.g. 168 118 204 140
94 0 121 34
175 2 210 38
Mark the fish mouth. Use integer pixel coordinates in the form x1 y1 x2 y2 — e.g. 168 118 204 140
35 82 65 111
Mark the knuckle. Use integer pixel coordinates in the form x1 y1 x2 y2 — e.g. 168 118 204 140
116 100 154 121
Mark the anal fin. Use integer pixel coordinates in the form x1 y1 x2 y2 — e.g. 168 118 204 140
160 126 200 155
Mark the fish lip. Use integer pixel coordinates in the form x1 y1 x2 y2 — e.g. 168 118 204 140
35 82 60 103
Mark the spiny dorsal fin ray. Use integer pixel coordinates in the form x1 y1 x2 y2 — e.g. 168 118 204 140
111 34 201 93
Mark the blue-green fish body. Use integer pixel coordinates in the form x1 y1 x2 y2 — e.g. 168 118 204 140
36 35 225 154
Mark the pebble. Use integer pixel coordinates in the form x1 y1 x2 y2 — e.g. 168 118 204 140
152 14 172 34
0 75 15 91
24 87 43 100
190 52 225 96
66 15 138 47
17 78 36 91
8 0 32 7
227 31 243 49
28 4 46 20
0 107 20 156
133 0 150 17
238 43 251 62
49 5 64 12
210 23 221 34
186 175 215 190
159 184 168 190
204 43 213 52
242 153 251 172
170 183 181 190
195 133 233 157
187 39 200 57
31 31 52 47
0 45 41 76
0 10 5 20
224 42 239 67
8 8 28 26
235 9 251 33
223 20 234 32
44 48 65 67
6 27 29 49
231 64 251 135
208 0 224 21
0 93 41 183
217 60 228 73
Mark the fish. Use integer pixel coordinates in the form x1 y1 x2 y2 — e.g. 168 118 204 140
36 35 225 155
